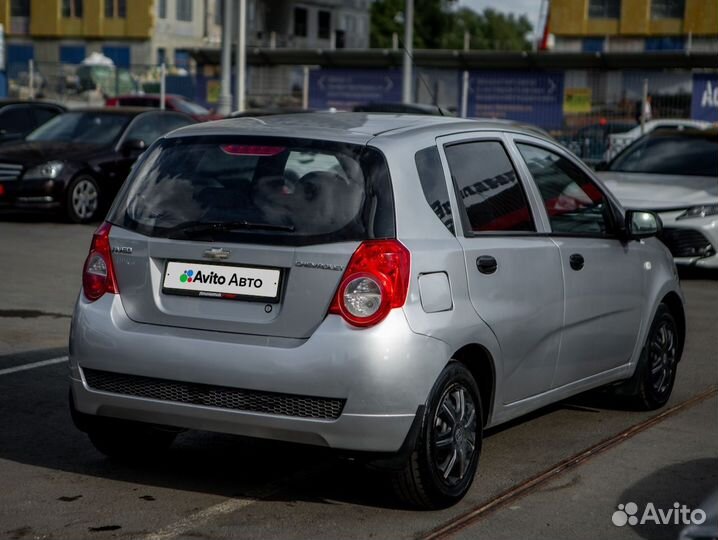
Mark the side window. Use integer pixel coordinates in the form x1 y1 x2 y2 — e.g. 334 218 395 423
517 143 613 236
124 114 166 146
444 141 534 233
0 106 34 137
160 114 192 134
415 146 454 233
33 107 62 127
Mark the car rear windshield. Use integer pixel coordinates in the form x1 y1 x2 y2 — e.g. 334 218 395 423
107 136 395 246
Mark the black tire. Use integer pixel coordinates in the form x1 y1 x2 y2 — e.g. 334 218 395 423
392 362 483 509
614 303 681 410
65 174 101 223
86 417 177 461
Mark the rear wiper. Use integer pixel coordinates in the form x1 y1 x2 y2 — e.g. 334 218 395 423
167 220 294 238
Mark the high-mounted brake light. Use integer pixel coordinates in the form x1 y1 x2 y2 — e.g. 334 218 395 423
329 240 410 328
220 144 286 156
82 222 119 302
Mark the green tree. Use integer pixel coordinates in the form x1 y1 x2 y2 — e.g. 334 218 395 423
370 1 533 51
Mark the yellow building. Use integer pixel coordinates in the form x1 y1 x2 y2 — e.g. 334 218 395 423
548 0 718 52
0 0 220 72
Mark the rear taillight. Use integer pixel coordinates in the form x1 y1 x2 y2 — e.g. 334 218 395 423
82 222 119 302
106 97 119 107
329 240 410 328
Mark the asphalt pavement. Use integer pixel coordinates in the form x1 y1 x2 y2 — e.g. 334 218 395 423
0 219 716 540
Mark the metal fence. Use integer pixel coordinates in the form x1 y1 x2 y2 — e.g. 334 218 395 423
12 59 717 165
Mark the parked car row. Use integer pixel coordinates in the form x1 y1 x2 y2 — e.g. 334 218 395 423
0 99 715 271
0 104 195 221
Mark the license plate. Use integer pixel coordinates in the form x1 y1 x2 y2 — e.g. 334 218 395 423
163 261 281 302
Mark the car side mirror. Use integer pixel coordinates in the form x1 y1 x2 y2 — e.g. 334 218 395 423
120 138 147 155
626 210 662 239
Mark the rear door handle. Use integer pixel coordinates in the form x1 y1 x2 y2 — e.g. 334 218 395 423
569 253 585 271
476 255 498 275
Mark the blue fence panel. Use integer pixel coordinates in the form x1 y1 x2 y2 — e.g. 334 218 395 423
465 71 565 130
691 73 718 122
308 68 402 109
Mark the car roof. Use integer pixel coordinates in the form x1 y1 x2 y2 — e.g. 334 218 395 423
115 94 188 101
0 99 65 108
647 127 718 139
67 106 184 115
166 112 550 144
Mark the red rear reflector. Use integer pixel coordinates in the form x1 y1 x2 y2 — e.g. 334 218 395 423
82 222 119 302
0 184 5 197
220 144 286 156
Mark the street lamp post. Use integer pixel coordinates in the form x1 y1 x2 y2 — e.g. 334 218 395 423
217 0 233 116
402 0 414 104
236 0 247 113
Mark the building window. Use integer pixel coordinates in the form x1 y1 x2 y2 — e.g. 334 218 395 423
11 0 30 17
651 0 685 18
294 7 307 37
62 0 83 18
158 0 167 18
318 10 331 39
105 0 126 18
588 0 620 18
177 0 193 21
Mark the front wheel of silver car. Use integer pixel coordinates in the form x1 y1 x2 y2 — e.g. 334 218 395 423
392 362 483 509
86 418 177 461
612 303 681 411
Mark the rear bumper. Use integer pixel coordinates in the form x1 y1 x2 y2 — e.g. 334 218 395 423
69 294 449 452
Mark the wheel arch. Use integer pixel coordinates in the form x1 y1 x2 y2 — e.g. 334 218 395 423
451 343 496 427
660 291 686 361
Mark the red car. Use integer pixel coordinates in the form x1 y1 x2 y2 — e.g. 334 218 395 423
106 94 223 122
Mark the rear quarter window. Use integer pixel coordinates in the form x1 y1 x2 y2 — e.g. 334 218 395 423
415 146 454 234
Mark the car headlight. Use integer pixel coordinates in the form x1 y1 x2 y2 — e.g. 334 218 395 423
23 161 65 180
676 204 718 220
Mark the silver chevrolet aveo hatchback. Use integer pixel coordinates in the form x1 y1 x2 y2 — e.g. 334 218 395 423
70 113 685 508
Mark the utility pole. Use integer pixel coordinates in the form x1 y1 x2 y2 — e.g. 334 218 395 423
460 31 470 118
236 0 247 113
217 0 233 116
402 0 414 104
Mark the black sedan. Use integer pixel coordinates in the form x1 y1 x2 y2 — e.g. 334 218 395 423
0 108 194 222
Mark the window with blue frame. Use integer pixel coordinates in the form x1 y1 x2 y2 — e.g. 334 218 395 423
102 46 131 68
582 38 605 53
645 36 684 51
6 44 34 79
60 45 86 65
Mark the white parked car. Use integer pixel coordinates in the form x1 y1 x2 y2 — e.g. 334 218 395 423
604 119 712 162
599 128 718 270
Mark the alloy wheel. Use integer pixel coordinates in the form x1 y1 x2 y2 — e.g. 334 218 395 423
648 320 676 396
71 178 99 220
432 383 478 487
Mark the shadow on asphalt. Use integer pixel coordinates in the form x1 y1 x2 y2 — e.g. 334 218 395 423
0 358 647 511
616 458 718 540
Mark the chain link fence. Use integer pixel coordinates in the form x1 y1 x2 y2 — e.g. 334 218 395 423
10 59 715 166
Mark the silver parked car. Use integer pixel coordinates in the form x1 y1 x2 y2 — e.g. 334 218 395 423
69 113 685 508
599 128 718 270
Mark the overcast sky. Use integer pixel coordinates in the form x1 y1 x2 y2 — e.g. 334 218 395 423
461 0 543 37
